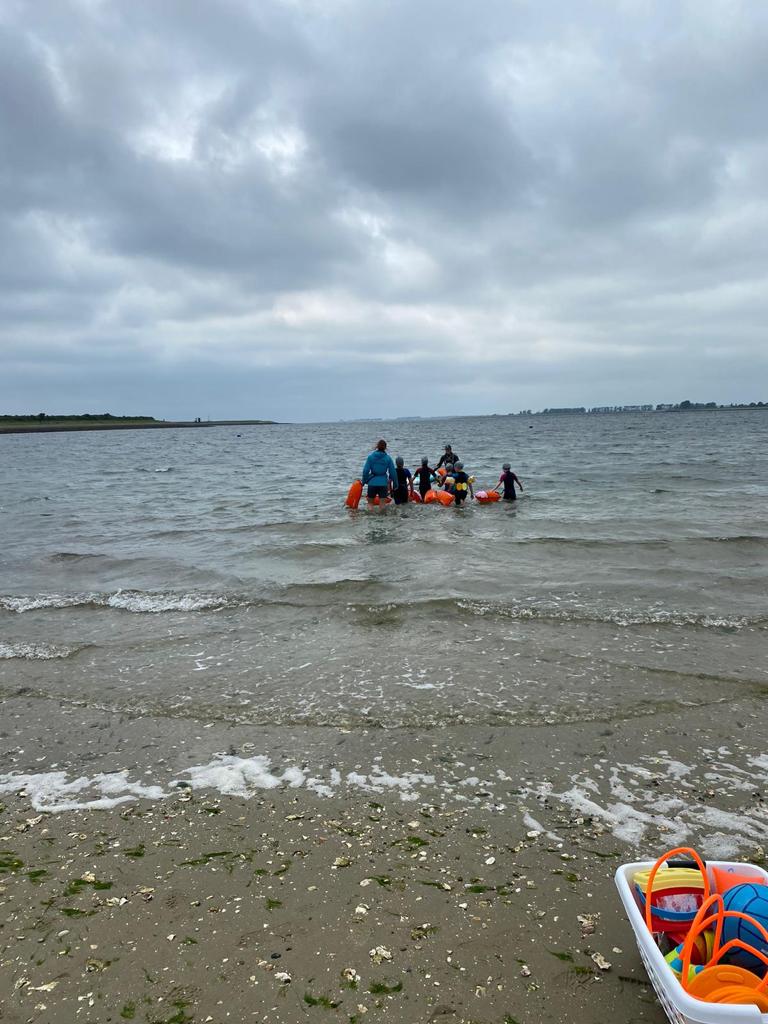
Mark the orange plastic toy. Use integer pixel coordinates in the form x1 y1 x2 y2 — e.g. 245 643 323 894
345 480 363 509
680 893 768 1010
712 865 768 896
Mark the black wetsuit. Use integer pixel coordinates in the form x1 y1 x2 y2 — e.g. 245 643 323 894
393 466 412 504
499 469 520 500
437 451 458 469
453 470 470 505
412 464 435 498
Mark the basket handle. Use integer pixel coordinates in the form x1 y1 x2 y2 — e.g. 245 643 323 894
680 894 725 987
712 941 768 992
644 847 710 933
681 896 768 993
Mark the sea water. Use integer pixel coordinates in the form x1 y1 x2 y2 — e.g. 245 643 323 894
1 411 767 833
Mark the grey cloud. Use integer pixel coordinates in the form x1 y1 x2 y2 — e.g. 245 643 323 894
1 0 767 419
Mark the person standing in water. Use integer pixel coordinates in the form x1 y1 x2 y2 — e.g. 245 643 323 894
412 457 436 500
392 456 413 505
498 463 524 501
453 462 474 506
436 444 458 469
361 439 399 507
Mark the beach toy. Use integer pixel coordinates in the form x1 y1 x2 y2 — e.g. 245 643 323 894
712 865 768 895
664 929 715 979
680 893 768 1009
639 848 709 935
345 479 363 509
615 851 768 1023
475 489 500 504
721 883 768 971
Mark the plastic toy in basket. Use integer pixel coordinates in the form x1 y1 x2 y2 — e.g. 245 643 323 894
665 930 716 981
634 856 708 934
616 845 768 1024
679 893 768 1010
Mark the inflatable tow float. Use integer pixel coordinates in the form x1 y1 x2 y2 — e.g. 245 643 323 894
345 479 501 509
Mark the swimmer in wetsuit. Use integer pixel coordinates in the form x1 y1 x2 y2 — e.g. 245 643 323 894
412 457 437 499
392 456 413 504
452 462 474 506
437 444 458 469
498 463 524 501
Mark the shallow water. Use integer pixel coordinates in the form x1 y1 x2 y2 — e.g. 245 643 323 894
1 411 767 732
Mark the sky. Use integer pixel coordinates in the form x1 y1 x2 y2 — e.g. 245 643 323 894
1 0 767 422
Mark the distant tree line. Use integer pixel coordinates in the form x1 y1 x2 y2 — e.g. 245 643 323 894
0 413 157 423
520 400 766 416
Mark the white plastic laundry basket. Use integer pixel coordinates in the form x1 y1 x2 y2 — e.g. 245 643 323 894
615 860 768 1024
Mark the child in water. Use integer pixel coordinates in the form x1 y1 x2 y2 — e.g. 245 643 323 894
453 462 474 506
412 457 436 500
392 456 413 505
498 463 524 501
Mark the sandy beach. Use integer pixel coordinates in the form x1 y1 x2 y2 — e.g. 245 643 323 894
2 687 766 1024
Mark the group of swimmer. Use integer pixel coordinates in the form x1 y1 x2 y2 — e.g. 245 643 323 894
361 440 524 508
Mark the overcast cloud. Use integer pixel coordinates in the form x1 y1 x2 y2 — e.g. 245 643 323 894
1 0 767 421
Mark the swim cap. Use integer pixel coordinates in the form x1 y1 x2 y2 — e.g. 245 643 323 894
421 457 428 465
503 463 510 470
455 462 463 470
396 456 404 466
444 444 452 450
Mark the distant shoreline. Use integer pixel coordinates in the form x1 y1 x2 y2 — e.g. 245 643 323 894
0 419 277 435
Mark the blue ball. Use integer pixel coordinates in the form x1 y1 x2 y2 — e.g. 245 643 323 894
722 883 768 973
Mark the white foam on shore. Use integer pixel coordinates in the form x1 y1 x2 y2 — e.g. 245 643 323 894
535 752 768 853
0 770 165 813
178 756 306 796
0 756 463 813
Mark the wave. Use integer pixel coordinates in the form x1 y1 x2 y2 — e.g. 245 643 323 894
0 591 238 614
454 599 761 630
0 641 83 660
1 588 764 631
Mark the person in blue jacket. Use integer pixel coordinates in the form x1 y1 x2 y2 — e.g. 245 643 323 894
362 439 399 507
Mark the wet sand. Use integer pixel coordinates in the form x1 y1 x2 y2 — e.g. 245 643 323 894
2 694 766 1024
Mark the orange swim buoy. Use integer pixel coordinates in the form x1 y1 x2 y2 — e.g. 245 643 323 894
435 490 454 506
345 479 363 509
409 490 422 503
475 489 500 504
